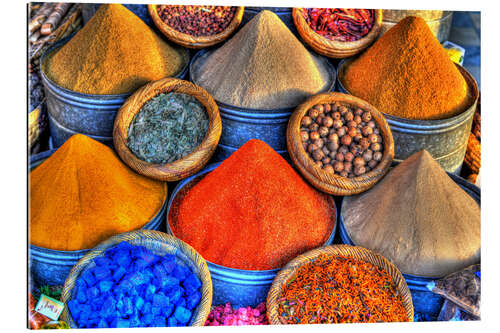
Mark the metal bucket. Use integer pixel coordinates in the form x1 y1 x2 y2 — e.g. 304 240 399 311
190 49 337 161
29 150 169 286
380 10 453 43
338 172 480 320
82 3 155 28
166 162 338 307
337 58 479 174
241 7 297 36
40 35 189 142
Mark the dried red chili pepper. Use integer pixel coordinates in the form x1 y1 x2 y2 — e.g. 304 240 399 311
304 8 375 42
157 5 236 37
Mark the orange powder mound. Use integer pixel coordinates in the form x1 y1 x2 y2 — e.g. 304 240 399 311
172 139 335 270
30 134 166 251
344 16 470 120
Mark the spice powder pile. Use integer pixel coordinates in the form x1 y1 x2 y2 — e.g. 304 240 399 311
30 134 166 251
344 16 470 120
171 139 335 270
278 254 408 324
192 10 332 110
44 4 187 95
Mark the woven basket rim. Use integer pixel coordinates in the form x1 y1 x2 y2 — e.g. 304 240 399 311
60 229 213 327
292 8 383 58
266 244 414 324
287 92 394 196
112 77 222 182
148 5 244 49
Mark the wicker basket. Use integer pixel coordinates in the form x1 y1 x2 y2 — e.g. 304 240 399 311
113 78 222 182
266 244 414 324
60 230 213 328
292 8 383 59
287 92 394 196
148 5 244 49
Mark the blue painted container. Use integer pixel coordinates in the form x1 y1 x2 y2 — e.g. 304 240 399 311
338 172 480 320
40 35 189 144
241 7 297 36
166 162 338 308
336 58 479 175
28 150 169 286
190 49 337 161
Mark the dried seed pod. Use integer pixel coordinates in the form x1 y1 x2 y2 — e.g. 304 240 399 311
301 116 312 127
319 126 329 137
354 165 366 176
312 149 325 161
362 126 373 136
341 135 352 146
313 138 324 149
344 152 354 162
362 150 373 162
323 117 334 128
371 142 382 152
333 161 344 173
362 111 372 122
373 151 383 161
328 133 339 144
309 108 319 118
336 127 346 137
332 111 341 120
333 119 344 129
354 108 364 116
310 131 320 141
335 152 345 162
368 133 379 144
309 123 319 131
354 115 363 124
344 161 353 173
300 130 309 142
353 156 366 167
359 138 371 150
344 111 354 121
327 141 339 152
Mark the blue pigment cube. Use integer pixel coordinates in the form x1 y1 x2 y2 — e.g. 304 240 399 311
168 317 178 327
67 299 81 319
183 274 202 293
134 259 149 271
81 270 96 287
111 319 130 328
173 306 191 324
176 297 186 309
86 286 100 300
152 316 166 327
123 297 134 316
142 313 154 325
186 291 201 310
172 265 188 281
162 258 177 274
168 287 182 304
97 319 109 328
128 271 150 286
93 266 111 280
134 296 145 311
112 266 127 282
115 249 131 268
76 288 87 303
94 256 112 267
152 294 169 308
162 303 174 317
142 302 152 315
98 280 113 293
136 247 160 264
100 296 116 319
152 306 162 316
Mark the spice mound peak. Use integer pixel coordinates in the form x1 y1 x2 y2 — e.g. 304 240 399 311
44 3 187 95
193 10 332 110
30 134 166 251
342 149 480 277
344 15 470 120
173 139 335 270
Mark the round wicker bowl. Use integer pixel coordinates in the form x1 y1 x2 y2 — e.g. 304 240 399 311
113 77 222 182
266 244 414 324
287 92 394 196
292 8 383 59
60 230 213 328
148 5 244 49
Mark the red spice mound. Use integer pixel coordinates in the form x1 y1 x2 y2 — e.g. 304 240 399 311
173 139 335 270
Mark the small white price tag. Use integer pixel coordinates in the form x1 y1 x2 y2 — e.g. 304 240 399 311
34 294 65 321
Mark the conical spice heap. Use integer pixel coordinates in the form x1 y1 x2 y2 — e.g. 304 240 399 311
192 10 332 110
342 150 480 277
43 4 188 95
30 134 167 251
172 139 335 270
344 16 471 120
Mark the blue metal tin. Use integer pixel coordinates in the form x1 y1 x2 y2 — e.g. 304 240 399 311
40 35 189 141
336 58 478 175
47 112 113 148
190 49 337 161
241 7 297 36
28 150 169 286
338 172 480 320
166 162 338 307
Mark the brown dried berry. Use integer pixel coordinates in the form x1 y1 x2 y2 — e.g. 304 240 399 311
301 116 312 127
374 128 380 135
353 156 366 167
309 108 319 118
362 126 373 136
371 143 382 152
335 152 345 162
323 117 334 128
339 105 348 115
354 115 363 124
336 127 346 137
307 143 318 153
314 104 324 114
373 151 383 162
354 166 366 176
367 120 376 129
333 161 344 172
347 120 357 128
324 103 331 112
339 146 349 154
344 161 353 173
350 144 363 156
300 131 309 142
344 112 354 122
332 111 341 120
328 133 339 144
327 142 339 152
322 146 330 155
354 108 364 116
315 160 323 168
341 135 352 146
313 138 324 149
323 164 334 173
362 111 372 122
362 150 373 162
309 123 319 131
368 133 379 144
322 157 331 165
319 126 329 137
333 119 343 129
354 133 363 142
312 149 325 161
359 138 371 150
344 152 354 162
310 131 320 141
348 127 357 137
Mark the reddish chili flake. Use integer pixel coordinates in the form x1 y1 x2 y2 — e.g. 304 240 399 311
304 8 375 42
157 5 236 37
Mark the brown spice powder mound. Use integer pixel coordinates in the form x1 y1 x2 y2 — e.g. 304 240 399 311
344 16 470 120
342 150 480 277
192 10 332 110
44 4 188 95
30 134 166 251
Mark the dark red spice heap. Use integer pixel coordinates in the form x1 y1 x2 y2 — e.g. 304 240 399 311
157 5 236 37
278 254 408 324
304 8 375 42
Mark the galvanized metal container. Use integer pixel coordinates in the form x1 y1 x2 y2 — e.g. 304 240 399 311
380 10 453 42
241 7 297 36
337 58 479 174
338 173 480 320
28 150 169 286
40 36 189 144
190 49 337 161
166 162 338 307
